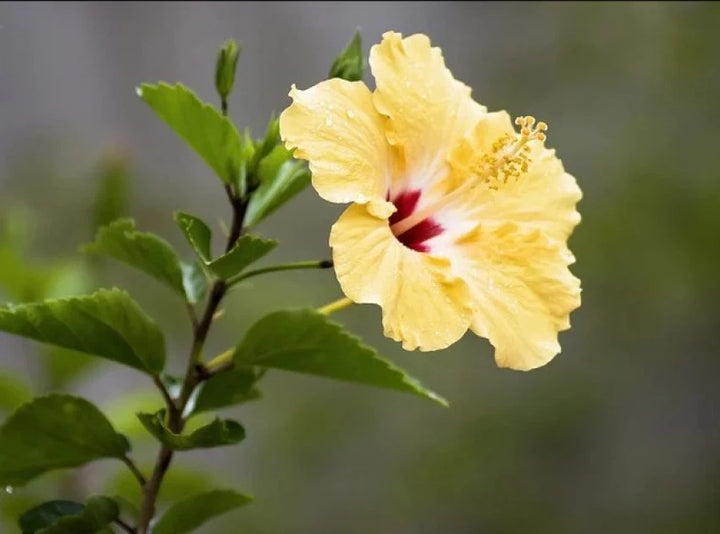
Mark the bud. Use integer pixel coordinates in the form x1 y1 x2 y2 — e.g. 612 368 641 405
215 39 240 100
255 116 281 163
329 30 364 82
247 116 281 190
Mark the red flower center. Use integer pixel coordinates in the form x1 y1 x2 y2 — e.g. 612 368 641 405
389 190 444 252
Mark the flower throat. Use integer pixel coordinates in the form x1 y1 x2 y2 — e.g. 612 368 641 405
390 116 549 240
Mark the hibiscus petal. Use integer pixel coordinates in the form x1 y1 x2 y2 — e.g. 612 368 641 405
330 204 472 351
455 223 581 370
450 111 582 242
369 31 485 198
279 79 394 217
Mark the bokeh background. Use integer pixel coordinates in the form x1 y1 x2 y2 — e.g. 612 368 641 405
1 2 719 532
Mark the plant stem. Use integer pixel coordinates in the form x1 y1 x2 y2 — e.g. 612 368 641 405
135 189 247 534
151 375 174 411
114 518 136 534
121 455 147 488
317 296 354 315
228 259 333 287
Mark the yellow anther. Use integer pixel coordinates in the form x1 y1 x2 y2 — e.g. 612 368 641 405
514 115 549 143
391 114 548 236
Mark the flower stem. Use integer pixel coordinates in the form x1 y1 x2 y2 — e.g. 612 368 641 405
317 296 354 315
205 348 234 373
228 259 333 287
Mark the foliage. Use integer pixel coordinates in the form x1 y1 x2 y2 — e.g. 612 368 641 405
0 31 446 533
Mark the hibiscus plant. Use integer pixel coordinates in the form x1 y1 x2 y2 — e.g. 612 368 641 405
0 31 580 533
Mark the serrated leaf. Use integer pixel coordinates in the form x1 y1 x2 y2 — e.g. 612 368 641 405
194 368 261 414
234 309 447 406
245 145 311 227
35 496 118 534
210 235 277 280
181 261 207 304
174 212 212 262
0 395 129 486
0 288 165 374
84 219 185 297
0 371 32 413
138 82 242 185
137 410 245 450
153 490 252 534
18 500 84 534
175 212 277 280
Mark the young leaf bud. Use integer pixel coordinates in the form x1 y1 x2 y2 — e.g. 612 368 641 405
329 30 364 82
215 39 240 100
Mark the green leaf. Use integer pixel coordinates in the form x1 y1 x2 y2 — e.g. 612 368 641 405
84 218 185 298
234 309 447 406
0 371 32 413
153 490 252 534
210 235 277 280
193 368 261 414
18 500 84 534
174 212 212 263
245 145 311 227
247 117 280 177
137 410 245 450
181 261 208 304
175 212 277 279
329 30 365 82
0 395 129 486
0 288 165 374
138 82 243 185
19 496 118 534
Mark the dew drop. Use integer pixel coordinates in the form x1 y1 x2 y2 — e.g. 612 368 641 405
5 486 13 494
346 109 355 119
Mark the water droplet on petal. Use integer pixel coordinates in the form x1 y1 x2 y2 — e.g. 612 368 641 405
347 109 355 119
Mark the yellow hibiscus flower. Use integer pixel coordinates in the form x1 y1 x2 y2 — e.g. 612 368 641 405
279 31 581 370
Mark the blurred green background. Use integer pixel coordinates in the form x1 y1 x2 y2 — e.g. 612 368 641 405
1 2 719 532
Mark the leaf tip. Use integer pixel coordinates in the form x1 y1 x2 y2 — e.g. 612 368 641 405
429 392 450 408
